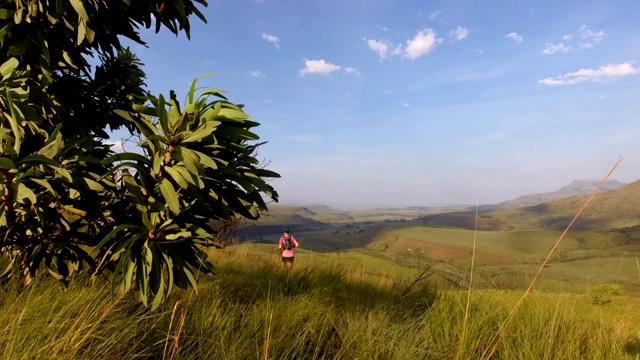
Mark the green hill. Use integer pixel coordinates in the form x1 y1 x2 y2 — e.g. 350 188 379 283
420 179 640 231
489 179 626 209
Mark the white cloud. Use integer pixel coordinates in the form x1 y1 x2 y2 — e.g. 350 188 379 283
366 30 440 60
578 25 605 43
262 33 280 49
366 38 390 60
428 10 442 21
343 67 360 75
505 32 523 43
450 26 470 41
538 61 639 86
542 26 605 55
542 42 571 55
299 59 341 76
404 29 440 59
247 70 265 78
391 45 403 56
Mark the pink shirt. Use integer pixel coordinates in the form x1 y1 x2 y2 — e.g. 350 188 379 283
280 235 297 258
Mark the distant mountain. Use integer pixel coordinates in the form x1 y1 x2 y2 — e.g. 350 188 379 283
482 179 626 210
253 204 354 225
420 179 640 231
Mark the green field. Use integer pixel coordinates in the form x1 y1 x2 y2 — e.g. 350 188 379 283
328 224 640 295
3 184 640 358
2 245 639 359
253 197 640 297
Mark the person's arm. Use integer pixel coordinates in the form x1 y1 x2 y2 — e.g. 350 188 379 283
278 238 283 252
293 236 300 248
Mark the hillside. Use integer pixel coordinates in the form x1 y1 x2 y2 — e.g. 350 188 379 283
420 179 640 231
481 179 626 210
256 204 354 224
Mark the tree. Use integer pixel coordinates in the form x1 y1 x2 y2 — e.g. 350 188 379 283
0 0 279 308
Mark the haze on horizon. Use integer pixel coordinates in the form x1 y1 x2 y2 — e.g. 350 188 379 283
109 0 640 207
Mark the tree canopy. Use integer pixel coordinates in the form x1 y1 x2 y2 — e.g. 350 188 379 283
0 0 279 308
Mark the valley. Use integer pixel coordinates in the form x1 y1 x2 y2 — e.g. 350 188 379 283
236 179 640 295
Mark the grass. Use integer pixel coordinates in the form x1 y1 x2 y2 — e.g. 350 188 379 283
0 245 637 359
354 223 640 295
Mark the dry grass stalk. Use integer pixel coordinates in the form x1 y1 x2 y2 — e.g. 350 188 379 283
456 196 479 360
483 156 624 359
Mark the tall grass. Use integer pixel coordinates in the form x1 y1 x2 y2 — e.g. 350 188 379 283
0 247 634 359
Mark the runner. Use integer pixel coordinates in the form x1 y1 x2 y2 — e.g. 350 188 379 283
278 227 299 268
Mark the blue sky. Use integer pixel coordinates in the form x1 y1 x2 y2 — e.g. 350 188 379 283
109 0 640 208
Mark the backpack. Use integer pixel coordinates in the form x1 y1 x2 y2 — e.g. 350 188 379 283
283 236 293 250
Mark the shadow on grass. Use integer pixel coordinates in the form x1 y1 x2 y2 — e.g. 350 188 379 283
200 255 439 320
624 335 640 358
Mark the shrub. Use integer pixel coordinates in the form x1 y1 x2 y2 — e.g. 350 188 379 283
589 284 623 305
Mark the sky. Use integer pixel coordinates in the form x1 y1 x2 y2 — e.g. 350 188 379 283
108 0 640 208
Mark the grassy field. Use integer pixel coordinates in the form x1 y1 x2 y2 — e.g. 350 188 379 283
351 224 640 295
1 244 639 359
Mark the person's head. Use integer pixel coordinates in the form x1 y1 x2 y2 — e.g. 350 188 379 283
283 227 290 237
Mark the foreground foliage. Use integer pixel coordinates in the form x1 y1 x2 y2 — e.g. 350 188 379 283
0 1 279 307
0 247 635 359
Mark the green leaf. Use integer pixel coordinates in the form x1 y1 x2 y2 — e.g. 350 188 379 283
53 166 73 182
29 178 56 196
17 183 36 204
157 94 169 135
92 224 138 255
163 166 188 189
0 58 18 77
150 247 165 310
69 0 89 21
164 231 191 241
131 105 158 117
17 154 59 167
116 110 160 138
4 89 23 152
171 147 200 175
163 253 175 293
83 177 105 192
102 152 152 166
250 168 282 178
183 267 198 293
168 105 182 133
124 258 136 293
0 158 16 169
218 107 249 120
159 178 180 215
0 9 14 20
181 120 221 143
197 88 227 100
13 7 22 24
37 130 64 158
191 150 218 170
8 36 30 56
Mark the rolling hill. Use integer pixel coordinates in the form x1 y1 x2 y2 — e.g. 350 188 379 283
420 179 640 231
480 179 626 210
